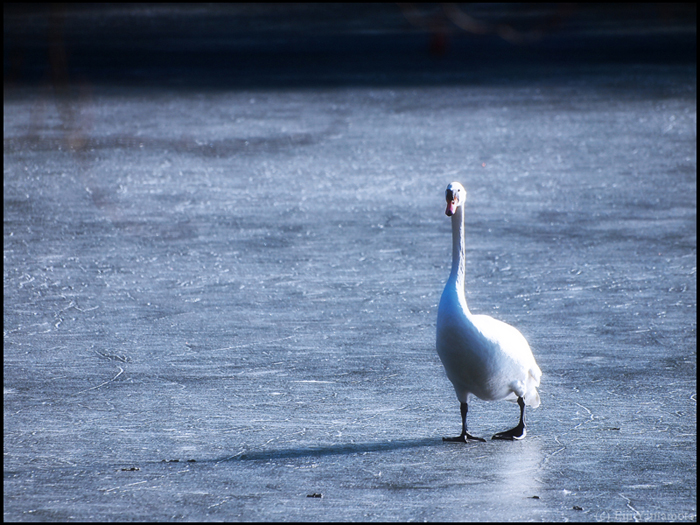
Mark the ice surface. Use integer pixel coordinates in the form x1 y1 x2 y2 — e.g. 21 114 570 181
3 11 697 519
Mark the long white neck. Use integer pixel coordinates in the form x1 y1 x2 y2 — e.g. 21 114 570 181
448 205 468 305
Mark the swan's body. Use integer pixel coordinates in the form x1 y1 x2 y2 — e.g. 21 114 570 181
437 182 541 441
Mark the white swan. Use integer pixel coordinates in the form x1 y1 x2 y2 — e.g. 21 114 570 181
436 182 541 442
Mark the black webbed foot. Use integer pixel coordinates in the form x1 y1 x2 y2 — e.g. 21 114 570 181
444 401 486 443
492 397 527 440
443 432 486 443
492 422 526 440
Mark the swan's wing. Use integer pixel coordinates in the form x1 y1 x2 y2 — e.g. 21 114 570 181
470 314 535 365
471 314 542 406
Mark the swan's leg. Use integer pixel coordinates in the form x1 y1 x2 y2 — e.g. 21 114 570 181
443 402 486 443
492 396 527 440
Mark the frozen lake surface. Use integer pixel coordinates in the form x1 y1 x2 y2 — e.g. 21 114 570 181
3 8 697 519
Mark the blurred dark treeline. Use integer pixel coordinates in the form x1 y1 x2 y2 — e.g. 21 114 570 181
4 3 697 88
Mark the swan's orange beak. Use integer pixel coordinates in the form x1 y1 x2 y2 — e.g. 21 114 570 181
445 199 457 216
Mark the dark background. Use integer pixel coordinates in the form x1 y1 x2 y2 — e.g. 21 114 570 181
4 3 697 88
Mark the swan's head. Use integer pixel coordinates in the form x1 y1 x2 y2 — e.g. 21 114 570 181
445 182 466 216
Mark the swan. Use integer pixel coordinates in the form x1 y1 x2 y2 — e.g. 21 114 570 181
436 182 541 442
